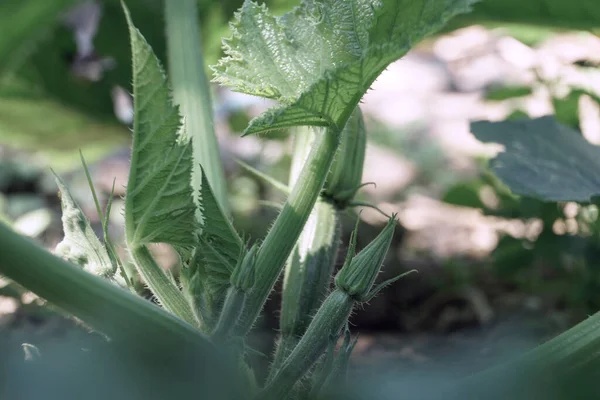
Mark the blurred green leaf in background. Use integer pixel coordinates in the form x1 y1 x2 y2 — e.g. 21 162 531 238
0 0 296 169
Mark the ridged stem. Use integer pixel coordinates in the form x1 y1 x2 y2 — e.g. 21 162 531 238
235 128 341 336
164 0 230 215
130 245 198 327
0 223 209 353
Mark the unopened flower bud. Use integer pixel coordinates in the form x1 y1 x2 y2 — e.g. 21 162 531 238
334 216 395 300
324 107 366 206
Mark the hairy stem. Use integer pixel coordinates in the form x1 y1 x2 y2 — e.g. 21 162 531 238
235 128 341 336
212 286 246 340
164 0 230 215
271 200 340 375
130 245 199 327
270 127 341 376
261 290 354 400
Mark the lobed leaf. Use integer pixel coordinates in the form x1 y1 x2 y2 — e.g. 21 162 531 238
213 0 478 134
123 6 199 250
53 174 115 280
471 116 600 203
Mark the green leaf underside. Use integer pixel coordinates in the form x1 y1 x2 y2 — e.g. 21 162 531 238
472 116 600 203
123 6 199 249
213 0 478 134
53 174 114 278
188 170 243 321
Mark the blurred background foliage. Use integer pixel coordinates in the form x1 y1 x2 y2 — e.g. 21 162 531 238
0 0 294 169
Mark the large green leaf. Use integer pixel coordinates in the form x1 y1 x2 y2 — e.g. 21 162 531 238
123 6 199 250
213 0 478 134
471 116 600 202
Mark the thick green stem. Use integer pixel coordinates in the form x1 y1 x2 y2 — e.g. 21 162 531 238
288 126 316 187
130 245 198 327
164 0 230 215
270 126 341 376
235 128 341 336
261 290 354 400
0 223 209 353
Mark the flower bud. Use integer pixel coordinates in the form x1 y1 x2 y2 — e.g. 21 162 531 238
334 216 395 300
324 107 366 206
230 244 258 291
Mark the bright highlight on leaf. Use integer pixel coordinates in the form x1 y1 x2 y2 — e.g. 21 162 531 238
213 0 478 134
472 116 600 203
123 5 199 250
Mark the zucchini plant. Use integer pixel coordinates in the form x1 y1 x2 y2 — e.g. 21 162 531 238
1 0 600 399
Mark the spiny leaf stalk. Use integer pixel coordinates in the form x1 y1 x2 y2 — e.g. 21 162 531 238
262 289 354 400
234 127 341 336
271 123 346 376
272 199 341 375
